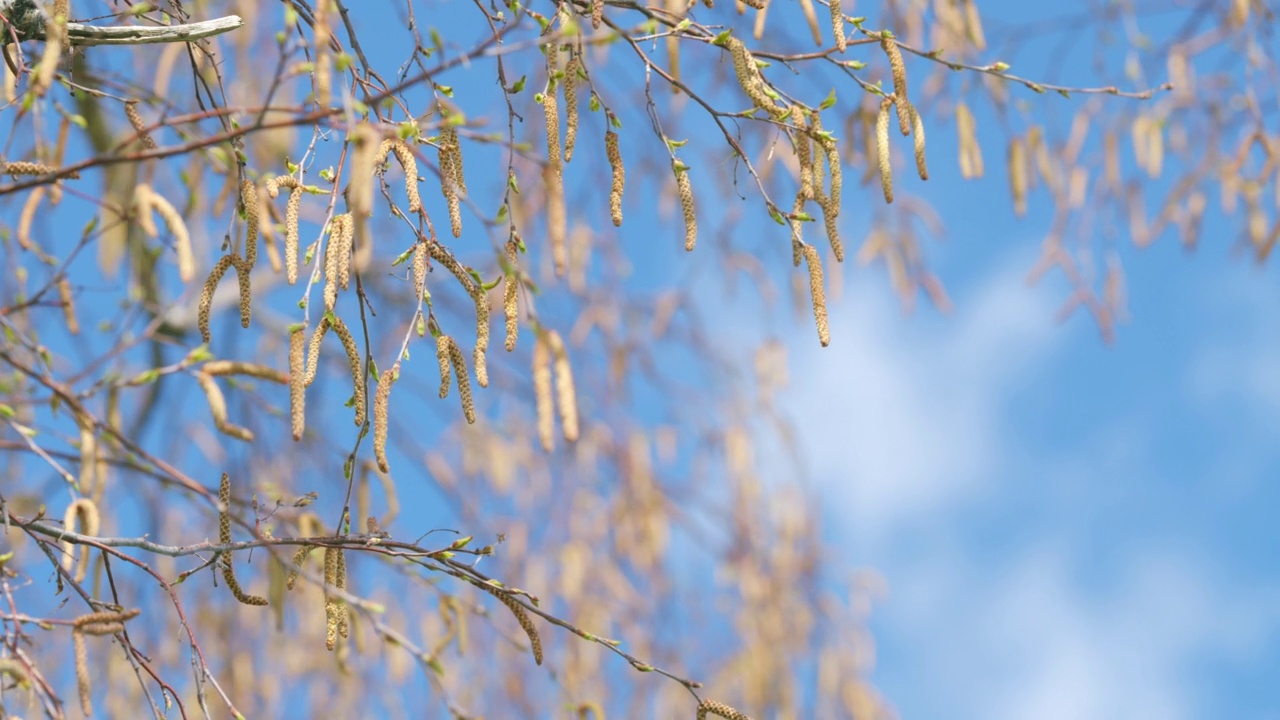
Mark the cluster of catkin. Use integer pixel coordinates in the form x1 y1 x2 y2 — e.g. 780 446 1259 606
218 473 268 606
533 329 579 452
725 36 785 116
197 180 259 344
135 183 194 282
875 34 930 205
72 607 140 716
323 545 349 651
60 499 100 584
435 115 467 238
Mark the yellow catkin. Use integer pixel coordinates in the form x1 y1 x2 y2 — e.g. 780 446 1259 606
955 102 983 179
2 161 77 177
817 191 843 262
324 545 339 650
425 241 478 295
412 240 427 299
882 37 911 136
219 473 269 607
313 0 332 107
726 36 782 115
533 334 554 452
675 163 697 251
563 54 580 163
802 244 830 347
287 544 316 590
32 9 62 98
61 499 100 584
503 240 519 351
830 0 846 52
446 337 476 424
335 548 349 638
1009 138 1027 217
235 256 252 329
17 185 44 251
241 179 259 269
697 700 753 720
198 255 252 344
792 105 814 200
811 111 841 213
376 139 423 214
435 124 463 238
475 291 491 389
592 0 603 28
962 0 986 50
475 581 542 666
57 276 79 334
436 334 453 399
910 104 929 181
289 325 306 440
545 133 567 276
268 176 303 284
328 315 366 426
138 185 195 283
196 372 253 442
876 97 894 204
304 317 332 386
124 100 156 149
74 630 90 715
337 213 355 290
373 366 395 473
545 330 579 442
605 131 624 226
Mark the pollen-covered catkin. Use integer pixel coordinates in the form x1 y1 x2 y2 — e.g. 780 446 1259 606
811 110 841 213
882 36 911 136
436 334 453 399
61 499 100 583
290 325 306 440
373 366 395 473
675 163 697 251
198 255 238 344
377 139 423 213
58 276 79 334
791 105 814 200
475 292 491 388
476 582 543 666
533 334 554 452
697 699 753 720
328 316 366 426
544 89 567 275
503 240 519 351
876 97 894 204
545 330 579 442
218 473 268 606
727 36 782 115
592 0 603 27
241 179 259 269
605 131 624 226
446 338 476 424
124 101 157 149
304 318 330 387
335 548 348 639
437 127 462 238
801 244 830 347
910 104 929 181
324 544 339 650
235 256 252 329
412 240 427 299
830 0 846 52
563 54 580 163
332 213 353 290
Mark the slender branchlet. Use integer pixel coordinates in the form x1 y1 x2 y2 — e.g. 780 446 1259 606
136 183 195 282
563 52 581 163
503 240 519 351
910 103 929 181
697 700 754 720
544 330 579 442
675 162 697 251
240 179 259 269
124 100 157 149
195 372 253 442
61 499 100 583
218 473 269 606
882 36 911 135
533 333 554 452
830 0 846 52
605 130 625 226
198 254 252 344
290 325 306 441
373 365 396 473
474 581 543 666
801 244 831 347
876 97 894 204
376 139 423 213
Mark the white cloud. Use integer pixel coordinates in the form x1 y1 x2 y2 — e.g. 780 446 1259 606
788 255 1061 547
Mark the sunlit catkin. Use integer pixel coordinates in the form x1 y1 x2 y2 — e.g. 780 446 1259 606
476 581 543 666
373 366 396 473
563 54 581 163
287 544 316 590
376 139 423 213
437 127 462 238
605 131 625 226
447 337 476 424
136 184 195 282
1009 138 1027 217
910 104 929 181
697 699 753 720
475 291 491 388
675 162 697 251
876 98 894 204
218 473 268 606
503 240 519 351
545 330 579 442
124 100 157 149
811 111 841 213
830 0 846 52
727 36 781 115
241 179 259 268
802 244 830 347
324 545 339 650
198 255 252 344
792 105 814 199
196 372 253 442
57 276 79 334
290 325 306 440
882 36 911 136
435 334 453 398
544 89 567 275
61 499 100 583
533 334 554 452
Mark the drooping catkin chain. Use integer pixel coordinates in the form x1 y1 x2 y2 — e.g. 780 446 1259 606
124 100 157 149
375 139 423 214
503 240 520 351
473 581 543 666
876 97 894 204
801 243 830 347
726 36 784 116
135 183 195 282
881 35 911 136
218 473 269 606
373 365 396 473
533 333 554 452
301 315 367 425
61 499 100 584
563 52 581 163
197 254 253 344
791 105 815 200
605 130 625 226
675 162 697 251
543 330 579 442
289 325 306 441
437 335 477 424
810 110 842 213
